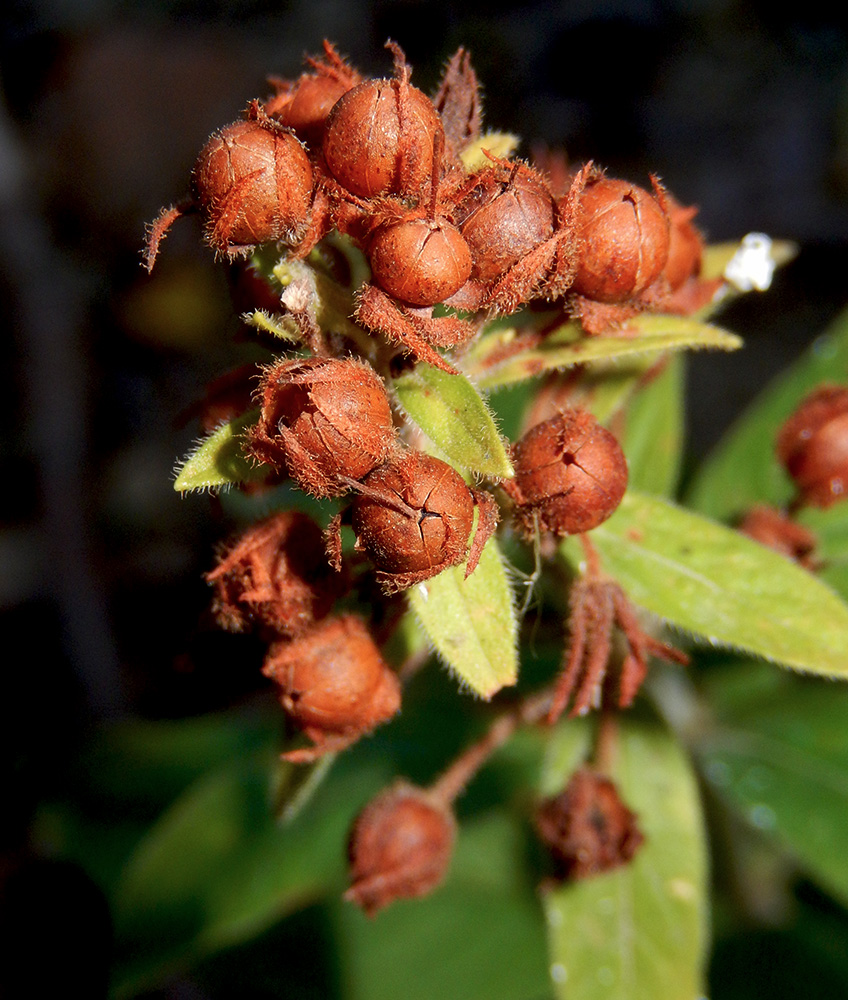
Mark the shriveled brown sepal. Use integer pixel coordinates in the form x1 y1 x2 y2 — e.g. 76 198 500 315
535 767 644 881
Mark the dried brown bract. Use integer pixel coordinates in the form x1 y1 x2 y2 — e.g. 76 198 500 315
432 47 482 159
549 577 688 722
246 356 397 497
348 450 498 593
505 409 628 537
205 511 344 638
345 781 456 916
535 768 644 881
263 614 401 762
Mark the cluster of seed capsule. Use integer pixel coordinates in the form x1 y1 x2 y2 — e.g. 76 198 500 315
145 41 713 372
149 41 723 913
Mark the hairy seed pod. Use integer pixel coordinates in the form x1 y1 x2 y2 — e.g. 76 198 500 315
369 218 472 305
776 385 848 508
247 357 396 497
458 165 556 283
351 451 476 591
206 511 345 637
345 781 456 916
662 197 703 290
323 78 442 198
572 177 670 302
192 118 314 253
266 42 361 145
535 768 644 881
506 409 628 536
263 615 401 758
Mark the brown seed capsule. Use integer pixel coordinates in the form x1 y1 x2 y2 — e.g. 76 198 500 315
247 357 396 497
369 218 473 306
737 504 817 568
776 385 848 508
662 197 703 291
535 768 644 881
345 781 456 916
572 177 670 302
323 77 442 198
351 451 477 592
266 42 362 145
458 163 556 283
205 511 344 638
191 117 314 254
506 410 628 536
263 614 401 761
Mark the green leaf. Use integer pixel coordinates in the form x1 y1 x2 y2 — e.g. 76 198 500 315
796 503 848 601
541 711 708 1000
111 752 391 999
687 306 848 520
621 354 684 497
242 309 301 341
463 314 741 390
337 811 549 1000
392 363 513 477
565 491 848 679
173 409 265 492
699 662 848 907
407 534 518 698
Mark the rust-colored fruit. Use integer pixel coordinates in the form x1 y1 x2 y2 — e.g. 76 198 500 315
192 118 314 253
572 177 670 302
776 385 848 508
345 781 456 916
351 451 477 592
247 357 396 497
323 77 442 198
368 218 472 306
263 614 401 761
506 409 628 536
458 163 556 283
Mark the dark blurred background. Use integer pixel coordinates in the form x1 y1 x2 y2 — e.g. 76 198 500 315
1 1 847 989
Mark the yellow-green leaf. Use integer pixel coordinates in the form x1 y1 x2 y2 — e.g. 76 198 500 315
173 409 264 492
393 363 513 478
463 314 741 390
407 535 517 698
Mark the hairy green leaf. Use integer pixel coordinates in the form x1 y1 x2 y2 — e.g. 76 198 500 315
407 535 518 698
621 354 684 496
173 409 264 492
699 662 848 907
463 314 740 390
542 711 708 1000
393 363 513 477
567 491 848 678
687 306 848 520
